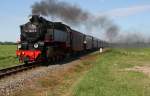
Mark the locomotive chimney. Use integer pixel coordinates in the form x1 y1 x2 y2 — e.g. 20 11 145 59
30 15 40 23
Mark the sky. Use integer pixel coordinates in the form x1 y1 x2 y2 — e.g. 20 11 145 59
0 0 150 42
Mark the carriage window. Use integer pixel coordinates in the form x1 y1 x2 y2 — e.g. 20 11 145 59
47 29 53 35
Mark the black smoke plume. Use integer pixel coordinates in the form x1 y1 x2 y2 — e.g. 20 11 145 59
31 0 119 42
84 16 119 42
98 17 119 41
32 0 89 25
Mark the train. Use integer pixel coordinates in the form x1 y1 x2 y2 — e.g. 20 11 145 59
16 15 108 63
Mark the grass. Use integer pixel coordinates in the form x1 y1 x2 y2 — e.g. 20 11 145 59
0 45 19 69
73 48 150 96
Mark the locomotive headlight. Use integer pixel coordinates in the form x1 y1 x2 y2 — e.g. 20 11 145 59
17 44 21 49
34 43 39 48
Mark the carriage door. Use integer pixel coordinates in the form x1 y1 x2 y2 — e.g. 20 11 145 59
66 28 71 48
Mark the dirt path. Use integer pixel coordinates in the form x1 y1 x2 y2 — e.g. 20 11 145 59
125 66 150 76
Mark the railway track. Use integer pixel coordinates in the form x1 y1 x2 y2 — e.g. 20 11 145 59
0 62 39 79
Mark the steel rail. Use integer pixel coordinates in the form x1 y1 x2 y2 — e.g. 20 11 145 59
0 62 39 79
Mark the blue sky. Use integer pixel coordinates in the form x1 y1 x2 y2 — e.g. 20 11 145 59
0 0 150 41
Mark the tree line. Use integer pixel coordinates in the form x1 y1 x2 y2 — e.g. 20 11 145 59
0 41 17 45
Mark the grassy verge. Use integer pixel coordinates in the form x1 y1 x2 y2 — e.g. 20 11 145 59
73 48 150 96
0 45 19 69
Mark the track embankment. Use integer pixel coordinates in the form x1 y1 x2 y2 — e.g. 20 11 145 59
0 51 103 96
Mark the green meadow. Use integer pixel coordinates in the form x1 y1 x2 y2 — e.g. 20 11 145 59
73 48 150 96
0 45 19 69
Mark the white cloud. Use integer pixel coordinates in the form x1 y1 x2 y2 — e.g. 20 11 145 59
100 5 150 17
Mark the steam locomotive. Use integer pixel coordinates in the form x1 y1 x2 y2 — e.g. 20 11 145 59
16 15 107 63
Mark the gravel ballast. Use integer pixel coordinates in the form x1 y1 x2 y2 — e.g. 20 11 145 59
0 61 78 96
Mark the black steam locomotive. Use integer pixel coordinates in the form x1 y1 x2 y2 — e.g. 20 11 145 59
16 15 107 63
